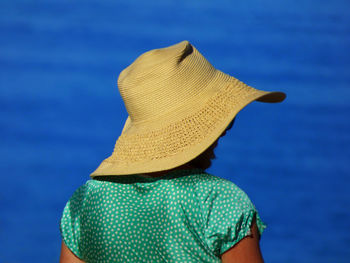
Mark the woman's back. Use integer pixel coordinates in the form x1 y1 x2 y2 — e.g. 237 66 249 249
60 169 266 262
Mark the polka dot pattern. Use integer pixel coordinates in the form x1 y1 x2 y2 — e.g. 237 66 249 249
59 169 267 262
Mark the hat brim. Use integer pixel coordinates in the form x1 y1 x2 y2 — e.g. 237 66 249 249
255 91 286 103
90 75 286 177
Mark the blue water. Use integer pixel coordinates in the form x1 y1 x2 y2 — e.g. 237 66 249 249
1 0 349 262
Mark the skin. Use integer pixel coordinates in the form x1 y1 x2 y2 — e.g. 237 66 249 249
60 241 84 263
60 117 264 262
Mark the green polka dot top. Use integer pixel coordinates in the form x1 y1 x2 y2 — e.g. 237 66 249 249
59 168 267 262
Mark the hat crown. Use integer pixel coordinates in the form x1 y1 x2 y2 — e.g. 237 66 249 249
117 41 217 122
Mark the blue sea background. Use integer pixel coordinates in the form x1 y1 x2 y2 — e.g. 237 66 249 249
1 0 349 262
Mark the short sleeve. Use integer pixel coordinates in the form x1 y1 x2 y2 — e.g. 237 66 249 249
59 182 90 259
203 180 267 257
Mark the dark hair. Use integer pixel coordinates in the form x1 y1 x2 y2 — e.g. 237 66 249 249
187 118 235 170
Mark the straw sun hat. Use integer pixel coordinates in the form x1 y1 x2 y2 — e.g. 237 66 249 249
90 40 286 177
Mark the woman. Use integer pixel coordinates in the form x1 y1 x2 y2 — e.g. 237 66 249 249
59 40 286 262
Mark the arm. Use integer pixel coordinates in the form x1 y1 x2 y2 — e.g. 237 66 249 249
221 218 264 263
59 241 85 263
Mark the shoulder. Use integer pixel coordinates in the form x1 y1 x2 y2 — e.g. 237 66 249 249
189 171 240 188
190 172 251 205
63 180 100 208
197 173 267 256
60 180 101 235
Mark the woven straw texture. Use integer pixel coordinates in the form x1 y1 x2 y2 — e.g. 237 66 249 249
90 41 286 176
